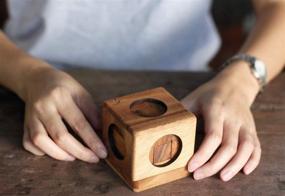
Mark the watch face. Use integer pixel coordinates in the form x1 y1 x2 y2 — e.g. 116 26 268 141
254 59 267 84
254 60 266 76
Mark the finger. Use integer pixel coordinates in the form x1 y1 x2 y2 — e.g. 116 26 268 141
40 110 100 163
220 129 255 181
181 94 199 113
28 117 75 161
57 94 107 159
23 128 45 156
193 122 239 180
188 103 224 172
243 141 261 175
74 91 101 130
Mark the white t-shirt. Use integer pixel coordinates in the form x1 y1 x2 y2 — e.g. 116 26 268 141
5 0 221 71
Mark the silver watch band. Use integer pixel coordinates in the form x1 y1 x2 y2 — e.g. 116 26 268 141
222 54 267 92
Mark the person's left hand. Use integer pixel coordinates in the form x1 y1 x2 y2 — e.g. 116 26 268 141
181 63 262 181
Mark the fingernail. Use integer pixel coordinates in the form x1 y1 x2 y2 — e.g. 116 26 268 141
221 170 233 181
243 167 251 175
65 156 75 161
188 161 198 172
97 146 108 159
193 171 204 180
90 155 99 163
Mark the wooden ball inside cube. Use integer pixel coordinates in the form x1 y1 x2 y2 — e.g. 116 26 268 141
102 87 196 192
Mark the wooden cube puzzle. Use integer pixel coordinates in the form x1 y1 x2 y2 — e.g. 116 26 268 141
102 87 196 192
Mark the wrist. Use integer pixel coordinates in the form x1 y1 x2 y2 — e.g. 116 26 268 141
215 61 260 105
0 32 54 100
11 55 54 101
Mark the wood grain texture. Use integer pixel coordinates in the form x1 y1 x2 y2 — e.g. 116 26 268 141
102 87 196 191
0 69 284 196
104 87 189 131
150 134 181 166
131 111 196 182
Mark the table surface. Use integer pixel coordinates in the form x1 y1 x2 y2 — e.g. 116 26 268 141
0 69 284 196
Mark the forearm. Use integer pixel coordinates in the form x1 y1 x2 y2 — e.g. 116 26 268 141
218 1 285 104
240 0 285 81
0 31 50 99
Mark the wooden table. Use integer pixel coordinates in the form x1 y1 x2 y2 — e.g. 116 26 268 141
0 69 284 196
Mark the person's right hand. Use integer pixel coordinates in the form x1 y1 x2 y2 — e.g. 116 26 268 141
21 64 107 163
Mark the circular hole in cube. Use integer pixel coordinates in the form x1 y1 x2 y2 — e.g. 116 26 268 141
149 134 182 167
130 98 167 117
108 124 126 160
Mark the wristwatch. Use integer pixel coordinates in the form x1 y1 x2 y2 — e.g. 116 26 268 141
222 53 267 92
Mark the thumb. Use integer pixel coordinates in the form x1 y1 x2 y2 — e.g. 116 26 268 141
181 93 199 114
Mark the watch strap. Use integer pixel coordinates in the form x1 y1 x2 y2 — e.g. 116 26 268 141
222 53 267 92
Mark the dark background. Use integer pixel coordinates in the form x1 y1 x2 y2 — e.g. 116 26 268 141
0 0 254 69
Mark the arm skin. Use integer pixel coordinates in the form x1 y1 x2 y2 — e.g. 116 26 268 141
223 0 285 95
242 0 285 81
0 31 45 99
183 0 285 181
0 31 108 162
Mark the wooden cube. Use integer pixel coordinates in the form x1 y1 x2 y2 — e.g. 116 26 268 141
102 87 196 192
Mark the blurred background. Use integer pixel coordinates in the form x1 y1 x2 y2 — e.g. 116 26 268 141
0 0 254 70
